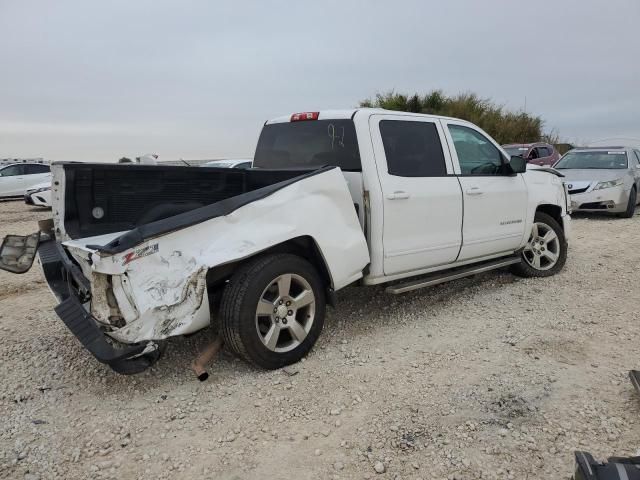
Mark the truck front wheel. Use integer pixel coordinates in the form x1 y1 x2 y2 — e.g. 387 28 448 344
220 253 326 369
511 211 567 278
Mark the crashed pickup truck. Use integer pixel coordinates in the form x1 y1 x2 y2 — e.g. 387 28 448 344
0 109 571 374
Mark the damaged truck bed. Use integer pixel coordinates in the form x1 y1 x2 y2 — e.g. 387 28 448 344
1 162 369 373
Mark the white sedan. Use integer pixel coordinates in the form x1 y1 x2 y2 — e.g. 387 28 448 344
24 182 52 208
0 163 51 198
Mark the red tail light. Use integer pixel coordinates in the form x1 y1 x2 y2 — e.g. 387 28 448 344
290 112 319 122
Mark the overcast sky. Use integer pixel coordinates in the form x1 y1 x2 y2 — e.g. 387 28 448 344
1 0 639 162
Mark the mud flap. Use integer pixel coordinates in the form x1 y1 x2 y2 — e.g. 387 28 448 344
0 232 41 274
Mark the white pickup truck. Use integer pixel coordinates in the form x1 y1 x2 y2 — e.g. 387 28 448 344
0 109 571 374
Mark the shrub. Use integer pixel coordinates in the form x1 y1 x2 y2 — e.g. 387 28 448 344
360 90 551 145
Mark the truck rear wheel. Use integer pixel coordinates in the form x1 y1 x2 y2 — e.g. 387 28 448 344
220 253 326 369
511 212 567 278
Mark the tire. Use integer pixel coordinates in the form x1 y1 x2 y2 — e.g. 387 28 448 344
219 253 326 369
619 187 637 218
511 212 567 278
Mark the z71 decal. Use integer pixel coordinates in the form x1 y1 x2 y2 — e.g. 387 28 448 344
122 243 159 266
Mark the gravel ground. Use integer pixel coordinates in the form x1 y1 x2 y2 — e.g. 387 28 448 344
1 200 639 480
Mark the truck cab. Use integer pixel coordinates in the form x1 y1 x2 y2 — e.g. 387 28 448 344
255 109 570 284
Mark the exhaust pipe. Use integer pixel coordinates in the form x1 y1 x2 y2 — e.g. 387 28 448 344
191 336 223 381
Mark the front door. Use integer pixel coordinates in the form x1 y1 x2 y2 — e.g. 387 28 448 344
370 115 463 276
441 120 528 261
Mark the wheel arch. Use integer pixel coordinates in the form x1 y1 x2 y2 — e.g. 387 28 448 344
205 236 336 306
535 204 564 230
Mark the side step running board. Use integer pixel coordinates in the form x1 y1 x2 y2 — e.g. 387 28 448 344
386 256 521 294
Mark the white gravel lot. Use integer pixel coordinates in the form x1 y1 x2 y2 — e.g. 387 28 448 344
1 200 639 480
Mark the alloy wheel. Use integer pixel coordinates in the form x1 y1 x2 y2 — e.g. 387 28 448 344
523 222 560 271
255 273 316 353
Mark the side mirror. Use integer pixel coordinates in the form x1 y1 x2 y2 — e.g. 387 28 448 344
509 155 527 174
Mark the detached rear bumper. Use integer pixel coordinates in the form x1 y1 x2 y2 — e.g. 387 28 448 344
38 239 152 373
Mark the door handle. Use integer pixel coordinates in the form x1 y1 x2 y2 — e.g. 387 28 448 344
386 191 410 200
465 187 484 196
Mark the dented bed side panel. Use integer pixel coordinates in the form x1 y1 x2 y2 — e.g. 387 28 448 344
64 168 370 344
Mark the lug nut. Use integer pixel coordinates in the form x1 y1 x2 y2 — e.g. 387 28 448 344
282 319 288 325
275 317 280 323
287 310 293 316
279 300 283 305
273 308 277 313
286 301 291 306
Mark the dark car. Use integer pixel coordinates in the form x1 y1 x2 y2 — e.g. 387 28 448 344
502 142 561 167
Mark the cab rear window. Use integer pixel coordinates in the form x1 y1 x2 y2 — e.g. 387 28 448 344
254 120 361 171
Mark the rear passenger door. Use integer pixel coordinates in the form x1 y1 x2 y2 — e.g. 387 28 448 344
370 115 463 276
441 120 527 261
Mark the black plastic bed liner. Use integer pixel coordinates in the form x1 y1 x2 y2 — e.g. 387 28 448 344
59 163 332 253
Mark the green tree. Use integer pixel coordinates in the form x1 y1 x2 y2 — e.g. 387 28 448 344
360 90 554 145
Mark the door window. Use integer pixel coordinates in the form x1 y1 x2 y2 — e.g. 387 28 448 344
24 164 50 174
379 120 447 177
633 150 640 166
536 147 549 157
448 125 505 175
0 165 24 177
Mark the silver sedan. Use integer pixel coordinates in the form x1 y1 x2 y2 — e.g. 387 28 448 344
554 146 640 217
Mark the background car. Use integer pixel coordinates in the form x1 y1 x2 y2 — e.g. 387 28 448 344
554 146 640 217
0 163 51 198
24 182 52 208
502 142 561 167
201 159 253 169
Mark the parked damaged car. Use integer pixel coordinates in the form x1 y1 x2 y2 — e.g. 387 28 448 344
554 146 640 217
0 109 571 374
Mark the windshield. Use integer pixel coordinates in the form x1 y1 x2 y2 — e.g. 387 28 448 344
504 146 528 157
554 151 628 169
253 120 361 171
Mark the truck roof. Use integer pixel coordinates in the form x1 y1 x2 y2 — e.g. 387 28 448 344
265 108 465 125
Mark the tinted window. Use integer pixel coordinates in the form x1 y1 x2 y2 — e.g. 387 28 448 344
448 125 505 175
24 164 50 174
236 162 252 169
537 147 550 157
0 165 23 177
634 150 640 166
254 120 361 171
379 120 446 177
